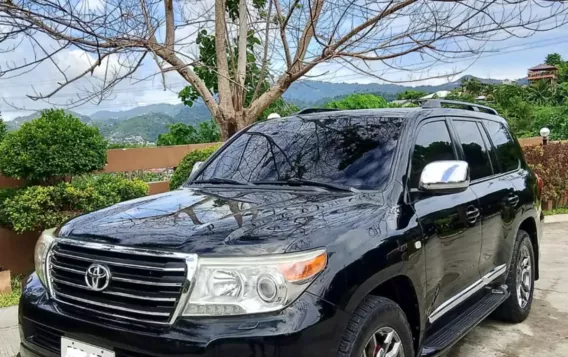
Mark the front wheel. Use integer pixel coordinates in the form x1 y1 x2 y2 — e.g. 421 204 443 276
338 296 414 357
494 229 535 323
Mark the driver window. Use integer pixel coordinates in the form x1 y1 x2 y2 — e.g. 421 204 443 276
409 121 456 188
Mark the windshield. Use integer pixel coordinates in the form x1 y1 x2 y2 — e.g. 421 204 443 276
191 115 404 190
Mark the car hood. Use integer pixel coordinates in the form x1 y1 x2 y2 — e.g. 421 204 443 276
57 186 387 255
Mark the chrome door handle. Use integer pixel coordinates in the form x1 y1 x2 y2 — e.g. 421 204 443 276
466 206 480 224
507 194 519 207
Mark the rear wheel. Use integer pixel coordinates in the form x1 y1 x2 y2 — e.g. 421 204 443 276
338 296 414 357
493 229 535 323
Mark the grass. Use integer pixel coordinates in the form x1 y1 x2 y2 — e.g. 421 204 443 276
543 207 568 216
0 275 23 308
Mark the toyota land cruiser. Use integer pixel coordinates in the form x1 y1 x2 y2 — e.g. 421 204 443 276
20 99 544 357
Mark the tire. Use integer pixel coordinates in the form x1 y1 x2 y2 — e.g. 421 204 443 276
338 296 414 357
493 229 535 323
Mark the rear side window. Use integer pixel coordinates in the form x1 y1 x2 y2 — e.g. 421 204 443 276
484 120 521 173
453 120 493 180
410 121 456 188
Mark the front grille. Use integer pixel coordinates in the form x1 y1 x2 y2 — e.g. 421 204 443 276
48 241 188 324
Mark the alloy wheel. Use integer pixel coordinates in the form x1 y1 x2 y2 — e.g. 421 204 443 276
362 327 404 357
516 245 532 309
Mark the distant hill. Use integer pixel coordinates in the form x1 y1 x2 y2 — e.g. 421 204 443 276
7 76 526 143
6 110 91 131
282 75 526 105
93 113 178 143
90 103 182 121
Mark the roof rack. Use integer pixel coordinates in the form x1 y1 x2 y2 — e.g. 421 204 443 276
421 99 499 116
295 108 340 115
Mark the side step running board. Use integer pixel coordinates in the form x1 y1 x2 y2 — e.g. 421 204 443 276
421 286 509 357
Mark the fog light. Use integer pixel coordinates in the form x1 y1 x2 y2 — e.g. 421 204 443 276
257 275 278 302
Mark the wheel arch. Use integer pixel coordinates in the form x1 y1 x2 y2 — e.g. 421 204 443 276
343 271 424 353
518 216 539 280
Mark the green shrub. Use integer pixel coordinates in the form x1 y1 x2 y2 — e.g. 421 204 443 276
0 117 7 143
1 176 148 233
0 109 107 182
169 146 219 190
0 188 19 227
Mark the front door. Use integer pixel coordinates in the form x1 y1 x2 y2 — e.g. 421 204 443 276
408 119 482 317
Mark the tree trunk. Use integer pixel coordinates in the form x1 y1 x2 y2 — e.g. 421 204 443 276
216 110 248 141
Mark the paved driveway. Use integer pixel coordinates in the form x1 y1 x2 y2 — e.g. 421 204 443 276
446 222 568 356
1 222 567 357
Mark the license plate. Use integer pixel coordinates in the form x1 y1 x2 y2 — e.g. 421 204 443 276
61 337 115 357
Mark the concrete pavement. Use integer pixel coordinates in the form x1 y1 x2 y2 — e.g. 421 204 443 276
446 222 568 356
1 222 567 357
0 306 18 357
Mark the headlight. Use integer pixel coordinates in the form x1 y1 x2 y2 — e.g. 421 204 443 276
34 228 56 288
183 249 327 316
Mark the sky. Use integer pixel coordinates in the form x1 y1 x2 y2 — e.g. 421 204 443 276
1 1 568 121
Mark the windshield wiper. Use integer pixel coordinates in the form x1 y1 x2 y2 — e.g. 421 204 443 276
192 177 250 185
253 178 358 192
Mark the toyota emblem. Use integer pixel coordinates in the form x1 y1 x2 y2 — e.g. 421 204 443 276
85 263 111 291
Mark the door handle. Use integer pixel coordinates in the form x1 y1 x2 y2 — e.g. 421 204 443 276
507 194 519 207
466 206 480 224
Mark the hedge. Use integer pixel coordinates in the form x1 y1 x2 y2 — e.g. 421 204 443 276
0 175 148 233
523 143 568 203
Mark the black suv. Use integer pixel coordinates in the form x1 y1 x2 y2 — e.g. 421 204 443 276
20 100 543 357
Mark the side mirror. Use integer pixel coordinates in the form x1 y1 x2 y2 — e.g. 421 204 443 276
189 161 204 179
419 160 470 193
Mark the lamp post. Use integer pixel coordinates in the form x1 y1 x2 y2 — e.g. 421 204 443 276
540 127 550 146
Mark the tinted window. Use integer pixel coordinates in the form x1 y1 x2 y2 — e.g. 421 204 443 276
484 120 521 172
454 120 493 180
410 121 456 188
195 116 404 190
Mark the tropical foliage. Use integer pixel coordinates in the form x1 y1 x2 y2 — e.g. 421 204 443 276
447 54 568 140
169 146 220 190
0 111 148 233
0 109 107 183
157 121 221 146
396 90 427 100
325 94 388 110
0 115 6 143
0 176 148 233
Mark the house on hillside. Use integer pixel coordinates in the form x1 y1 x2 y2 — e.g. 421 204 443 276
528 64 558 83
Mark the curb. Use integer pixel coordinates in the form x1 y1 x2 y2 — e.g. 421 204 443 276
544 214 568 224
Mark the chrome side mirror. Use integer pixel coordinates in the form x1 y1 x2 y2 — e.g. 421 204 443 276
419 160 470 193
189 161 204 179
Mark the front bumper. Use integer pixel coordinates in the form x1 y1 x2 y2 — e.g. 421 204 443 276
19 274 347 357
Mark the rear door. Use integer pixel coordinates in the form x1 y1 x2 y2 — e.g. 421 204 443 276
450 118 509 278
409 119 482 315
477 119 526 274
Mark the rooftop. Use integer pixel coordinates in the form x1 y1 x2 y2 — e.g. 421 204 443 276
528 63 558 71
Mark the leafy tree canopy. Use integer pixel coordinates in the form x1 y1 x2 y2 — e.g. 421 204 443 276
157 121 221 146
396 90 427 100
325 94 388 110
545 53 563 66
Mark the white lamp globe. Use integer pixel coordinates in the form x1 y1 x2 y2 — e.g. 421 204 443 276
540 127 550 138
267 113 281 120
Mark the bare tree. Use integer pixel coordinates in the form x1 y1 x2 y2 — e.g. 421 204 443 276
1 0 567 139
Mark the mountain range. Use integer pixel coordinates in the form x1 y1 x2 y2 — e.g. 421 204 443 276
6 76 525 143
